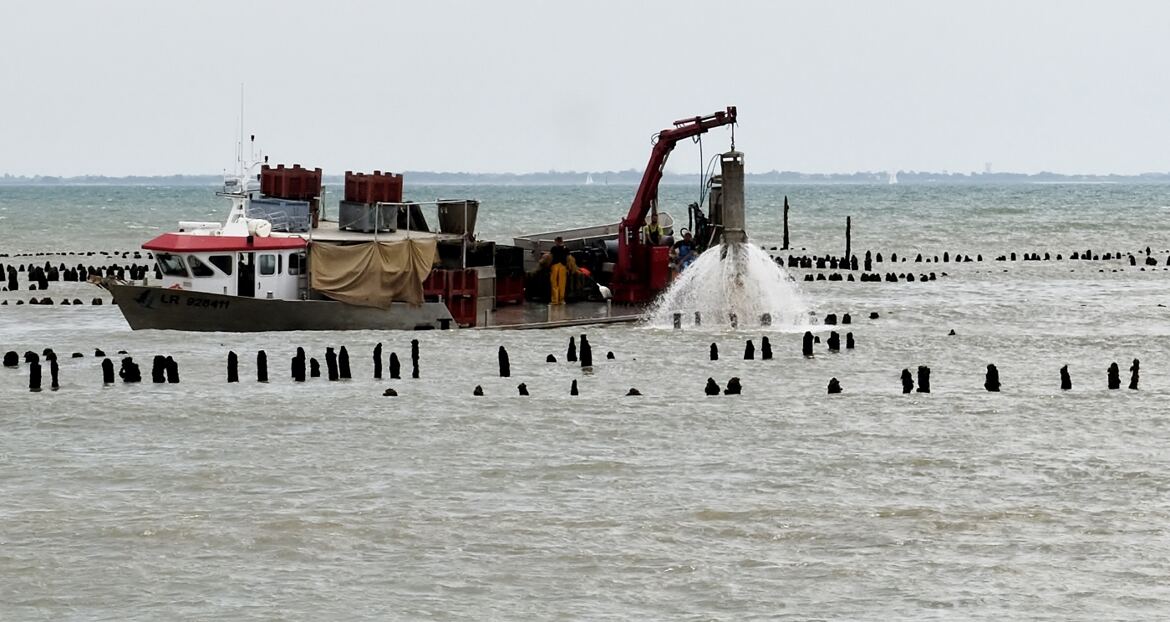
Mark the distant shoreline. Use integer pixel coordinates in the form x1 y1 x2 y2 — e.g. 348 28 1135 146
2 170 1170 186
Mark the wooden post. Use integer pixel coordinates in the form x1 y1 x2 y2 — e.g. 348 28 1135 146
498 346 510 377
845 216 852 262
256 350 268 383
782 195 790 250
227 351 239 383
411 339 420 379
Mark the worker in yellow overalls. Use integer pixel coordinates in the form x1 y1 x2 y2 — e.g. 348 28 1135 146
549 236 569 304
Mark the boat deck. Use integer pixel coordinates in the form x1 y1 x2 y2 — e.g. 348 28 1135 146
481 301 644 330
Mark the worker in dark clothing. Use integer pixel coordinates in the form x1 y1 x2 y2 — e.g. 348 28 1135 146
549 236 569 304
671 230 699 276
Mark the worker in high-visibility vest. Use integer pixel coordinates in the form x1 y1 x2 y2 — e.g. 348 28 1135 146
549 236 569 304
643 212 664 245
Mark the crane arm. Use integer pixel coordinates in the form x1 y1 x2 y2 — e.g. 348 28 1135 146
610 106 737 302
623 106 737 230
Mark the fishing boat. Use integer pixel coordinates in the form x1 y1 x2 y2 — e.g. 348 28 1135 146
105 144 634 331
105 138 520 331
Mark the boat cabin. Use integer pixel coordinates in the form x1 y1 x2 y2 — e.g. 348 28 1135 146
144 232 308 300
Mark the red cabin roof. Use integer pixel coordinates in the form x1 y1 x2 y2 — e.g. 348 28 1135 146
143 233 307 253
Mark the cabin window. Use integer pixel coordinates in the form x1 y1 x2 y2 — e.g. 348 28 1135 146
156 253 188 277
288 252 305 275
187 255 214 278
259 254 277 275
208 254 234 275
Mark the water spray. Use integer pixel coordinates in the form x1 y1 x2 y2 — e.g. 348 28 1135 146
647 150 810 329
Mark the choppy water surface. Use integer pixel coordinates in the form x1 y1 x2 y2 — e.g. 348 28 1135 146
1 183 1169 620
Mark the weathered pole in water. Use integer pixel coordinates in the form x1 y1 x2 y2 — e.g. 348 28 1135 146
411 339 420 379
782 195 790 250
845 216 852 263
292 348 305 383
326 347 339 381
579 334 592 368
338 346 351 380
916 366 931 393
256 350 268 383
151 355 166 383
984 364 1000 392
498 346 511 377
29 361 41 392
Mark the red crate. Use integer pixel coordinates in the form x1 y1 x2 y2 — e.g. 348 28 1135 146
261 164 321 200
445 268 477 298
495 273 524 305
445 292 478 327
649 244 671 291
422 269 449 298
345 171 403 204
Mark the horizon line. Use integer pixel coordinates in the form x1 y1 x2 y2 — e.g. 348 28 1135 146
4 169 1170 180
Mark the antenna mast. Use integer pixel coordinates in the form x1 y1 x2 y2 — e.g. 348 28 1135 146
238 84 245 178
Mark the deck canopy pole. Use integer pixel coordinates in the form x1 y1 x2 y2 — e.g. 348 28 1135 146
462 200 468 270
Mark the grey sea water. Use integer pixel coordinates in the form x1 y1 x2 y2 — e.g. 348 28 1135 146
1 182 1169 620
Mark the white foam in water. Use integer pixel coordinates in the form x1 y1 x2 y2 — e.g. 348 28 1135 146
647 242 811 329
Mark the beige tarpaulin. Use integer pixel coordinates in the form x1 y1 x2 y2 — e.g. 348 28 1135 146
309 239 437 308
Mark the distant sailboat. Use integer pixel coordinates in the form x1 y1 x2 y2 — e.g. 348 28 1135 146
888 171 898 185
585 173 595 185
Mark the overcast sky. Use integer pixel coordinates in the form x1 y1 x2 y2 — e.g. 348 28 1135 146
2 0 1168 176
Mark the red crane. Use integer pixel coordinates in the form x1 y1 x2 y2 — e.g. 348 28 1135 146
610 106 737 304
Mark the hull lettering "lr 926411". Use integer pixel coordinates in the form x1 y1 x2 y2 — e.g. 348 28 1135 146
153 293 230 310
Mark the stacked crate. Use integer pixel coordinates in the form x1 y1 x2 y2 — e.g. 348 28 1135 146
421 267 479 327
261 164 322 200
344 171 403 203
259 164 322 229
339 171 404 232
493 245 526 305
444 268 478 327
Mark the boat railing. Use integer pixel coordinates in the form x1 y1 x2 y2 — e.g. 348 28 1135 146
513 211 676 256
363 199 477 238
358 199 477 268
